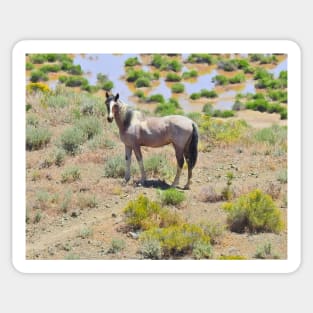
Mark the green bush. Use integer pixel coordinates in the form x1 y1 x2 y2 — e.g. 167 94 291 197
255 242 280 259
212 110 235 118
192 241 212 259
171 83 185 93
61 166 81 183
277 169 287 184
218 60 238 71
187 54 214 64
144 154 175 179
64 76 89 88
202 103 214 115
40 64 61 73
140 224 211 257
123 194 183 231
229 73 246 84
166 72 181 82
267 90 287 103
139 238 162 259
107 239 126 253
101 80 114 91
151 54 168 70
212 75 229 85
134 90 145 99
26 126 51 151
26 62 34 70
155 99 183 116
254 125 287 147
158 188 186 205
146 94 165 103
104 155 137 178
135 77 151 88
68 64 83 75
200 89 218 98
30 70 48 83
168 59 182 72
125 57 141 66
185 112 202 124
60 127 86 155
190 93 201 100
222 189 283 233
74 116 102 140
182 69 198 79
29 54 46 64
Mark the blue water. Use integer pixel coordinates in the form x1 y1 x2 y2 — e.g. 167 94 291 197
70 54 287 110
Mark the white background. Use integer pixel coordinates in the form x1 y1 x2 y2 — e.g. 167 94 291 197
1 0 311 312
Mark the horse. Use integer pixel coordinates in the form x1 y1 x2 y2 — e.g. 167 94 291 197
105 92 198 189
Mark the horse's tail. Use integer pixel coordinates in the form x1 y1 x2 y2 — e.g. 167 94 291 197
188 123 198 169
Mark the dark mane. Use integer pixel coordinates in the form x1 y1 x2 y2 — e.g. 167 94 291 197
123 109 133 129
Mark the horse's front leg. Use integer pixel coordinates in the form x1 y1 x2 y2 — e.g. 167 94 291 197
125 145 132 183
133 146 146 184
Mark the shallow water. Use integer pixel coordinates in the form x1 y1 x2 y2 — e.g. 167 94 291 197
71 53 287 111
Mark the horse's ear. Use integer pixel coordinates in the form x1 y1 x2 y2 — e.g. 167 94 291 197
115 93 119 101
105 91 110 98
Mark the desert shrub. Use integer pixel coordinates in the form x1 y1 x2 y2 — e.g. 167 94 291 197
74 116 102 140
151 54 168 69
200 222 224 244
54 149 66 166
26 62 34 70
212 75 229 85
187 54 214 64
212 110 235 118
267 90 288 103
254 125 287 147
101 80 114 91
158 188 186 205
65 76 89 88
139 224 211 257
222 189 283 233
155 99 183 116
61 166 81 183
190 92 201 100
166 72 181 82
232 101 245 111
192 241 212 259
77 194 98 208
218 59 238 71
144 154 175 179
68 64 83 75
200 89 218 98
35 190 50 210
26 126 51 151
221 172 235 200
79 227 93 239
134 90 145 99
185 112 202 124
60 127 86 155
61 190 72 213
123 195 163 230
29 54 46 64
229 73 246 84
125 56 141 66
202 103 214 115
255 242 280 259
135 77 151 88
259 55 278 64
146 94 165 103
104 155 128 178
107 239 126 254
171 83 185 93
26 114 39 127
277 169 287 184
123 194 183 231
30 70 48 83
168 59 182 72
199 115 248 144
139 238 162 259
40 64 61 73
26 82 50 93
182 69 198 79
198 185 220 202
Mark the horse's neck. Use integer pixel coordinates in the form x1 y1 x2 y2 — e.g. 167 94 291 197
114 101 129 131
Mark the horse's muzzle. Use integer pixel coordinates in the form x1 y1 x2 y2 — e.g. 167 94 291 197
107 117 113 123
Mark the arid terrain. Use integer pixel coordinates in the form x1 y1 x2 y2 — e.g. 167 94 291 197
25 53 288 260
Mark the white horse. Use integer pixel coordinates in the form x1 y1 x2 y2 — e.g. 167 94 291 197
105 92 198 189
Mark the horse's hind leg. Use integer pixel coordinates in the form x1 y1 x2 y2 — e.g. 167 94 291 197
172 147 184 187
133 146 147 184
183 146 192 190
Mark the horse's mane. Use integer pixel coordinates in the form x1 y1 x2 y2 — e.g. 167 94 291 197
117 99 144 129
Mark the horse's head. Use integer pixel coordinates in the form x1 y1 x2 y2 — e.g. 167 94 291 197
105 92 119 123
